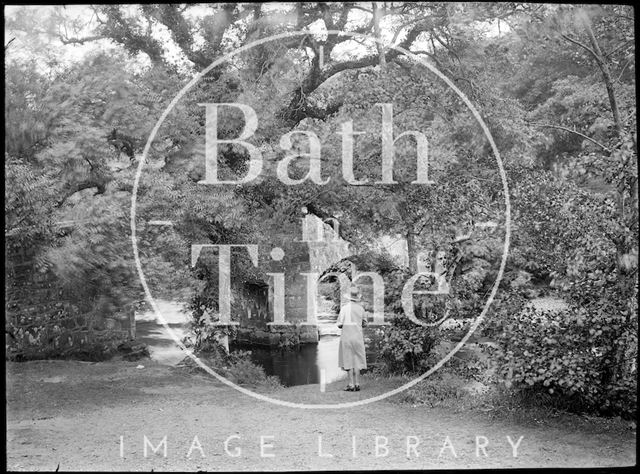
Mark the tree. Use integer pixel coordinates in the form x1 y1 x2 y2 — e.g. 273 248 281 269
5 5 637 397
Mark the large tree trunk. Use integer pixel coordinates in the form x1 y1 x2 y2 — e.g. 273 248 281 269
372 2 387 70
406 230 417 273
580 13 638 386
561 11 638 388
569 12 637 274
581 16 623 137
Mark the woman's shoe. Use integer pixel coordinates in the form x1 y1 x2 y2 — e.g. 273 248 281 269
344 385 355 391
354 385 361 391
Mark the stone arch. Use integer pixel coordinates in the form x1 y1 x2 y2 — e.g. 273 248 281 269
315 255 386 324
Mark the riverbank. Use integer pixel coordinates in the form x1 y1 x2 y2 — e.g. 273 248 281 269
6 358 636 471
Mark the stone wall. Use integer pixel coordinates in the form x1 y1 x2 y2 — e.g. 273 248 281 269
232 215 352 346
5 239 132 360
238 241 320 345
235 323 320 347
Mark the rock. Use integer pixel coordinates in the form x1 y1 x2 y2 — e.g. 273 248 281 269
524 288 542 299
525 297 569 312
510 270 533 289
117 340 147 352
123 349 149 361
117 340 150 361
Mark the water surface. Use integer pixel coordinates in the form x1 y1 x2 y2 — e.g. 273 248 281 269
135 299 378 387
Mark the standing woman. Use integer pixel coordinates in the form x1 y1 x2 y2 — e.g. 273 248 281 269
337 285 367 391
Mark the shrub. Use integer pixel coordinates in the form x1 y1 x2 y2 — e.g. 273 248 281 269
183 300 238 353
179 345 282 389
489 293 637 419
224 350 271 385
378 315 441 375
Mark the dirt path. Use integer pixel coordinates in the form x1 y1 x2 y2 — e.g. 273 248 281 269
6 359 636 471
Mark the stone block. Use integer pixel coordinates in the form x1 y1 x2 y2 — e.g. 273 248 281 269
298 323 319 343
269 323 295 334
268 332 281 345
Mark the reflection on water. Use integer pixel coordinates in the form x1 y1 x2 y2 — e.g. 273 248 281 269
135 299 379 387
232 335 378 387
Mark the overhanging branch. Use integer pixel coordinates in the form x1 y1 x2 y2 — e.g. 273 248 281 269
530 122 611 152
59 34 106 45
281 23 425 127
560 33 602 65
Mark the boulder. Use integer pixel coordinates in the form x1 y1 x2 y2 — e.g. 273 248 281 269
117 340 150 361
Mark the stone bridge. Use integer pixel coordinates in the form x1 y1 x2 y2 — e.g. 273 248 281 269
231 213 352 346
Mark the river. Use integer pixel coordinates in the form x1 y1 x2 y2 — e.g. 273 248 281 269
134 299 377 387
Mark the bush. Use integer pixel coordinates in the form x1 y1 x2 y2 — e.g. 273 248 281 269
179 345 282 389
185 294 238 352
497 164 638 419
224 350 271 385
378 315 441 375
490 294 637 419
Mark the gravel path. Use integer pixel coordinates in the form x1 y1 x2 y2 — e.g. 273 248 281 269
6 359 636 471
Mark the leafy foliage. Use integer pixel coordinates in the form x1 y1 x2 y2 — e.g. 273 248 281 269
5 158 57 250
180 345 282 389
488 297 636 419
4 4 637 419
378 315 441 375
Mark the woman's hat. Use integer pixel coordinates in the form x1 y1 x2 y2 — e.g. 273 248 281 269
347 285 362 302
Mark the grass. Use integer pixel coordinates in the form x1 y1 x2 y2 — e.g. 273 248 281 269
389 371 492 409
376 368 636 434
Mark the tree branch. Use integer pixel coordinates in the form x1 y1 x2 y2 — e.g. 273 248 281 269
530 122 611 152
615 57 634 83
83 156 95 171
280 23 425 127
560 33 602 65
59 34 106 45
334 2 353 30
56 180 107 208
604 38 634 58
580 15 624 138
350 5 373 14
141 4 212 68
93 5 166 64
372 2 386 70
